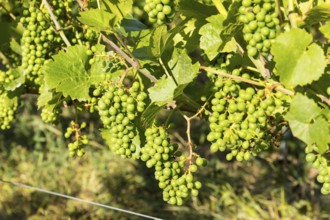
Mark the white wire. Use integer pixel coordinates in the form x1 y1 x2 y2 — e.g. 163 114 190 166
0 179 163 220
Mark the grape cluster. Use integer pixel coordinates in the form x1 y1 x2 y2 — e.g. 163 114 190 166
305 145 330 195
0 70 14 91
50 0 97 46
64 121 89 157
238 0 280 57
20 5 55 85
0 93 18 130
144 0 175 25
207 70 287 161
41 105 60 124
142 126 203 205
97 81 147 158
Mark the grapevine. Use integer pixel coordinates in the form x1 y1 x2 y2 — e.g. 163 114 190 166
0 0 329 208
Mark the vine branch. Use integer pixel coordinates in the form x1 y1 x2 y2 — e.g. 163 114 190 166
212 0 228 17
0 3 16 20
288 0 297 28
42 0 71 47
101 33 157 82
317 94 330 106
183 102 208 166
201 66 295 96
200 66 264 87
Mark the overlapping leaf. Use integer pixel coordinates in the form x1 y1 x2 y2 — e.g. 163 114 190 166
199 14 224 60
285 93 330 153
78 9 116 31
272 29 326 88
43 45 104 101
148 50 200 105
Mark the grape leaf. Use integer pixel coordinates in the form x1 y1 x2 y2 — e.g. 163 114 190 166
0 21 22 48
37 85 54 108
78 9 116 31
271 29 326 88
178 0 217 18
90 44 106 85
320 22 330 40
128 30 152 60
285 93 330 153
168 50 200 85
148 25 169 58
199 14 225 60
10 38 21 55
120 18 147 32
285 93 322 123
309 117 330 153
304 3 330 26
173 18 203 53
4 67 25 91
43 45 92 101
101 0 133 25
141 103 165 128
149 78 176 105
148 50 200 105
220 0 242 51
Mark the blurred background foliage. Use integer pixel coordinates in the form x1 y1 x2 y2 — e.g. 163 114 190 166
0 95 329 220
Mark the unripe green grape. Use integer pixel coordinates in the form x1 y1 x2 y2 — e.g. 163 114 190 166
306 153 316 163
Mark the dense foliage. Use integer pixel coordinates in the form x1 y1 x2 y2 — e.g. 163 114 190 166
0 0 329 207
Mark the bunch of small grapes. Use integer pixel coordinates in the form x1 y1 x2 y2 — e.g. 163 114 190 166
238 0 280 57
85 97 98 113
50 0 98 46
0 53 20 70
305 145 330 195
96 81 147 158
207 69 287 161
0 93 18 130
144 0 175 25
0 70 14 91
40 105 60 124
64 121 89 157
142 126 203 205
20 5 54 85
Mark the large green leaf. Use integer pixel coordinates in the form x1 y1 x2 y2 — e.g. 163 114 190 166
141 103 165 127
271 29 326 88
120 18 147 32
129 30 152 60
285 93 322 123
90 44 107 85
43 45 92 101
101 0 133 25
78 9 116 31
304 3 330 26
220 0 242 51
178 0 217 18
320 22 330 40
309 117 330 153
285 93 330 153
0 21 22 48
148 50 200 105
199 14 225 60
148 25 169 58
